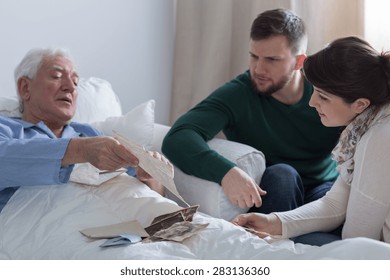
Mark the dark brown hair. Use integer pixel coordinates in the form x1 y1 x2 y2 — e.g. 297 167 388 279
303 36 390 105
250 9 307 54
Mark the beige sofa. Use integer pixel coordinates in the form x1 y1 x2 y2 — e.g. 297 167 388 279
151 123 266 221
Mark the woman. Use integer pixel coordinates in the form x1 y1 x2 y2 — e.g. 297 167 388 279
232 36 390 246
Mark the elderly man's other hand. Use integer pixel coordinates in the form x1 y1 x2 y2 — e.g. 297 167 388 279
136 151 172 195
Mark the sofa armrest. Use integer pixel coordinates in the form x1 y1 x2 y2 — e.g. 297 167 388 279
152 123 266 221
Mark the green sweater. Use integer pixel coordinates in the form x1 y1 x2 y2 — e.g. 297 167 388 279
162 71 341 189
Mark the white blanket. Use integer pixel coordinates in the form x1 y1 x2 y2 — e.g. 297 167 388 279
1 174 390 260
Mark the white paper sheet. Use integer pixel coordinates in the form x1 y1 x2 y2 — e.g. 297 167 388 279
114 130 189 206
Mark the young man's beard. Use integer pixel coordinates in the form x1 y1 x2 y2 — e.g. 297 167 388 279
251 74 293 96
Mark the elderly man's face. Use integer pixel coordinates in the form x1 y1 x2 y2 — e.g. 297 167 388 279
20 55 79 127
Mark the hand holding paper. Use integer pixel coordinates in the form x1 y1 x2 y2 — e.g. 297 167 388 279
114 130 189 206
136 150 171 195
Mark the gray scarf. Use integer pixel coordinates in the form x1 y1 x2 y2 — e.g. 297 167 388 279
332 103 390 185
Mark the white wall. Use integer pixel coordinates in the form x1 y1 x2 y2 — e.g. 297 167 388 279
364 0 390 51
0 0 175 124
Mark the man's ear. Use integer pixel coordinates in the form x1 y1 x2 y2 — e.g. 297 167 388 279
294 54 307 70
353 98 371 114
17 77 31 101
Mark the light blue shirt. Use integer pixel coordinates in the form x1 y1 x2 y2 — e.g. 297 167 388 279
0 116 108 189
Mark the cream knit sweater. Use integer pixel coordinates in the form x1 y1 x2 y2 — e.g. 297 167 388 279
275 117 390 243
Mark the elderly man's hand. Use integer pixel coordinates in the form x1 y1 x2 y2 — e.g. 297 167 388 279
63 136 139 171
136 150 172 195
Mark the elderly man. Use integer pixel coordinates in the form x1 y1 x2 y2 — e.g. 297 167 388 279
0 47 168 211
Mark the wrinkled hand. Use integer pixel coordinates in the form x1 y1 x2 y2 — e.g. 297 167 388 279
63 136 139 171
231 212 282 238
221 167 266 208
136 151 173 195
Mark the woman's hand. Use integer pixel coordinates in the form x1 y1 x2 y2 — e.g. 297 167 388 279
231 212 282 238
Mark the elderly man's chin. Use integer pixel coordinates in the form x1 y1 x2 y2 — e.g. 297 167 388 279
57 102 77 119
67 113 77 123
59 109 77 124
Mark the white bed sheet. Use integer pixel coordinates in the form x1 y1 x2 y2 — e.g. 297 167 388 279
1 174 390 260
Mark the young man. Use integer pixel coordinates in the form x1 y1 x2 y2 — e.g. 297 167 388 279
162 9 342 213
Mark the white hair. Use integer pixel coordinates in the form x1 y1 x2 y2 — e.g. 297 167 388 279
14 47 76 112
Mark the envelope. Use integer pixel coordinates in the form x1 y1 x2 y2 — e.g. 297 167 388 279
80 220 149 239
70 163 126 186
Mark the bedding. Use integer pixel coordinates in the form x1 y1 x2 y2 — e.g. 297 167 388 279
1 77 390 260
1 174 390 260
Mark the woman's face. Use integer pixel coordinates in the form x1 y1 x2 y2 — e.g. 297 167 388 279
309 87 370 127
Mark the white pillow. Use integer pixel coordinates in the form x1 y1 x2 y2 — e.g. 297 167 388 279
170 138 266 221
0 96 19 117
90 100 155 150
72 77 122 123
